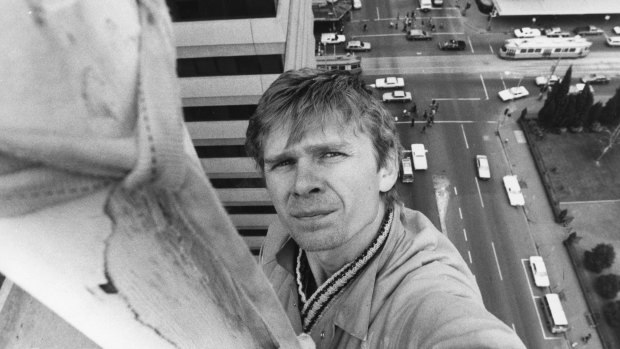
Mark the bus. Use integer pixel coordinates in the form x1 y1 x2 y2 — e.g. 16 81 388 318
316 54 362 74
541 293 569 334
498 36 592 59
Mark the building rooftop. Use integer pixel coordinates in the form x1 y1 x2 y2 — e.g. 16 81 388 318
493 0 620 16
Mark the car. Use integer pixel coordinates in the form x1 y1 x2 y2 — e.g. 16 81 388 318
401 157 414 183
514 27 542 38
432 0 444 6
573 25 604 36
476 155 491 179
614 26 620 35
534 75 560 86
529 256 550 288
382 90 412 103
345 40 371 52
566 83 594 94
320 33 346 45
543 27 571 38
607 36 620 47
502 175 525 206
375 77 405 89
580 73 611 84
419 0 432 12
438 39 466 50
406 29 432 41
353 0 362 9
410 144 428 170
498 86 529 102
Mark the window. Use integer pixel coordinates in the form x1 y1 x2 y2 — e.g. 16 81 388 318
166 0 277 22
177 55 283 77
195 145 247 158
569 48 576 52
183 105 257 122
527 48 535 53
210 178 266 188
534 49 541 53
554 48 562 52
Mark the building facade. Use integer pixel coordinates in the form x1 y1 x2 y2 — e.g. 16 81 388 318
167 0 316 254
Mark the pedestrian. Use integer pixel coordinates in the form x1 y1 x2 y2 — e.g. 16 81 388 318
421 125 427 133
410 118 416 128
395 21 399 30
339 25 345 34
389 21 394 29
427 118 433 128
423 109 428 120
406 12 410 18
247 69 527 348
363 23 368 31
403 21 408 32
410 103 417 117
403 109 409 119
431 24 436 32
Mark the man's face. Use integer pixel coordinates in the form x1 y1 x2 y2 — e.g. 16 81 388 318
263 122 396 252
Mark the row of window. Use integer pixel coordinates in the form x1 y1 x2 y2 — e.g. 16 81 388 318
184 104 257 122
165 0 276 22
177 55 283 78
518 47 577 53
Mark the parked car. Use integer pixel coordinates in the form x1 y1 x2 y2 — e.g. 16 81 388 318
345 40 371 52
432 0 444 6
320 33 346 45
514 27 542 38
573 25 604 36
614 26 620 35
568 83 594 94
498 86 529 102
401 157 414 183
580 73 611 84
438 39 466 50
419 0 432 12
543 27 571 38
406 29 432 41
353 0 362 9
529 256 550 288
375 77 405 89
410 144 428 170
476 155 491 180
607 35 620 47
502 175 525 206
382 90 412 103
535 75 560 86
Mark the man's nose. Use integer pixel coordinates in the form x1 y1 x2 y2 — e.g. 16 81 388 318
293 160 323 196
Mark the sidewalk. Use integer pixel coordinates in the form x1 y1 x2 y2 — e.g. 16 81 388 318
497 101 604 349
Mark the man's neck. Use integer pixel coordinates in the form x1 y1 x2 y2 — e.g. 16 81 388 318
306 202 387 285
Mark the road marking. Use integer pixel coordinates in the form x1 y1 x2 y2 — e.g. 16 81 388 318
475 177 485 208
521 259 536 298
491 242 503 280
489 43 495 55
461 124 469 149
468 35 474 53
433 32 466 35
500 73 507 90
463 228 468 241
454 186 458 195
480 74 489 100
376 7 380 20
468 250 473 264
432 97 481 101
353 33 408 38
458 207 463 219
433 120 475 123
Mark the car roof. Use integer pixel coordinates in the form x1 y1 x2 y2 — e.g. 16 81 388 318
394 91 405 96
348 40 361 45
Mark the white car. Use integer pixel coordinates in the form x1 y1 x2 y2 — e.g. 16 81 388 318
375 77 405 89
353 0 362 9
476 155 490 180
614 26 620 35
580 73 611 84
498 86 529 102
345 40 371 52
382 90 412 103
514 27 542 38
543 27 571 38
529 256 550 288
503 175 525 206
569 83 594 94
410 144 428 170
320 33 346 45
535 75 560 86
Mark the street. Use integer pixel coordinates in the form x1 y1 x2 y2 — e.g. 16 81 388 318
320 1 620 348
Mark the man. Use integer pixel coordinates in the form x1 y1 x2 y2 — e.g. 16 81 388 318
246 68 526 349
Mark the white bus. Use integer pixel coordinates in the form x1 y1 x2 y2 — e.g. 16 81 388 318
541 293 569 334
316 55 362 74
498 36 592 59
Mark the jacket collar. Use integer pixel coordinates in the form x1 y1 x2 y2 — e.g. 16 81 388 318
271 204 404 341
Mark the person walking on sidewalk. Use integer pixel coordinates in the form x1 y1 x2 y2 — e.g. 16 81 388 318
410 103 417 118
422 109 428 120
421 125 427 133
363 23 367 32
410 118 415 128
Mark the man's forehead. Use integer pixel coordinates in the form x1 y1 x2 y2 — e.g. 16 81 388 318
264 122 365 155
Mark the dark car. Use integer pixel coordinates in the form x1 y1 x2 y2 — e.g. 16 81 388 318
406 29 432 41
438 39 466 50
573 25 604 36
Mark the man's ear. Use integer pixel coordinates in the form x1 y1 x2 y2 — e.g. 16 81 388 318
378 151 399 192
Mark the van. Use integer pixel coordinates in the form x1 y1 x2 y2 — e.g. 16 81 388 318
606 36 620 47
420 0 432 12
432 0 444 6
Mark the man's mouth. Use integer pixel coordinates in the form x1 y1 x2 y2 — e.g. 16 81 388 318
290 209 336 219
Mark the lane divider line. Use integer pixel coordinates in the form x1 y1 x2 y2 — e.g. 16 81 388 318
491 241 503 280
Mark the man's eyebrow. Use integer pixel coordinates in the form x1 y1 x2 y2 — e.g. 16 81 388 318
264 141 353 165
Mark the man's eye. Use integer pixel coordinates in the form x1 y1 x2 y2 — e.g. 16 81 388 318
323 152 346 158
272 160 293 169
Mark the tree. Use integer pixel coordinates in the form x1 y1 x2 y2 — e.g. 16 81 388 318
538 65 573 129
596 122 620 162
583 243 616 273
595 274 620 299
585 101 604 131
571 82 594 131
604 300 620 328
600 86 620 127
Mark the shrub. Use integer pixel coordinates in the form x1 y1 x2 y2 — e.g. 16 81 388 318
595 274 620 299
584 243 616 273
604 300 620 328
